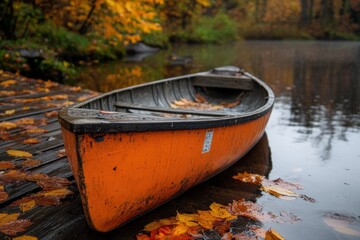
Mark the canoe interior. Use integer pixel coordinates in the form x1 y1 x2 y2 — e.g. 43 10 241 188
77 74 268 118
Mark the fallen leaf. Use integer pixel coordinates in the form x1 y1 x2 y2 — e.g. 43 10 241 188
172 223 188 236
228 199 264 221
69 86 82 92
57 149 67 157
21 159 41 168
144 217 177 231
265 228 285 240
0 219 32 235
36 188 73 197
260 185 299 199
13 235 38 240
232 172 264 185
14 118 35 125
272 178 303 190
0 122 17 129
0 191 8 202
0 161 16 170
7 149 32 158
136 234 150 240
44 110 58 118
0 213 20 226
213 219 231 235
37 176 71 190
197 210 217 229
177 212 199 227
0 79 16 87
3 109 16 116
24 128 48 134
209 202 236 220
23 138 40 144
324 213 360 237
0 90 15 96
19 200 36 213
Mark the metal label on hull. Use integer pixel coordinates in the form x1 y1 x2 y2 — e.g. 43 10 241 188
202 129 214 153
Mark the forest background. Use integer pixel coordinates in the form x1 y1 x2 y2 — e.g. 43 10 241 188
0 0 359 81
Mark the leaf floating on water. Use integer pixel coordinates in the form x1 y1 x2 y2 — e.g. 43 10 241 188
232 172 264 185
197 210 217 229
209 202 237 220
7 149 32 158
265 228 285 240
228 199 265 221
0 161 16 170
260 185 299 199
272 178 303 190
323 213 360 237
13 235 38 240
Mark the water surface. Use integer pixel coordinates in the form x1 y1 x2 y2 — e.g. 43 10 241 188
76 41 360 239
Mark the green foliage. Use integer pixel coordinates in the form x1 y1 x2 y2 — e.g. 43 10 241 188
239 24 313 40
173 11 238 43
185 11 238 43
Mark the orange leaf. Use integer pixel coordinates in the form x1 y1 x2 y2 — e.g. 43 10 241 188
265 228 285 240
0 191 9 202
0 219 32 235
197 210 217 229
0 161 16 170
14 118 35 125
232 172 264 185
228 199 264 221
0 121 17 129
19 200 36 213
44 110 58 118
7 149 32 158
23 138 40 144
13 236 38 240
24 128 48 134
57 149 67 157
21 159 41 168
0 213 20 226
36 188 73 197
0 79 16 87
37 176 71 190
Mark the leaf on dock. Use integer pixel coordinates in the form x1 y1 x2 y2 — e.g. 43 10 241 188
0 161 16 170
13 235 38 240
0 213 32 236
0 121 17 130
23 138 40 145
6 150 33 158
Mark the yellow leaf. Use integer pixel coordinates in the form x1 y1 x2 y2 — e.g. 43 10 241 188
0 213 20 226
176 212 199 226
197 210 217 229
37 188 73 197
4 109 16 116
19 200 36 213
0 80 16 87
7 149 32 158
265 228 285 240
13 236 38 240
172 223 188 236
209 203 236 220
24 128 48 134
144 217 176 231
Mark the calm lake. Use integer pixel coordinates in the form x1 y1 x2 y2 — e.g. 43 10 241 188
75 41 360 239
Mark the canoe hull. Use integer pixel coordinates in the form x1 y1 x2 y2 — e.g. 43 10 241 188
61 111 271 232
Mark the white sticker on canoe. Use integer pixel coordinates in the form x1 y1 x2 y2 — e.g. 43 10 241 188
202 129 214 153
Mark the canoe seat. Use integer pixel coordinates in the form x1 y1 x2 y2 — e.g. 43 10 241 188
193 74 255 90
113 102 234 117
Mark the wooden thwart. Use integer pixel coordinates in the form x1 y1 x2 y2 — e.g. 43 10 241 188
114 102 233 117
192 74 255 90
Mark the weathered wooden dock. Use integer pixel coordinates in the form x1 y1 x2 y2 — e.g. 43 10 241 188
0 71 271 239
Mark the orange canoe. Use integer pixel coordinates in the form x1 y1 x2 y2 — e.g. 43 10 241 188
58 66 274 232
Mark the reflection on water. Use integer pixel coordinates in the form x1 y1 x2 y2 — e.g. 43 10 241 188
75 41 360 239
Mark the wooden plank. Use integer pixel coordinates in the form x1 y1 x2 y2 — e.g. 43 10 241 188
114 101 233 117
193 74 255 90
